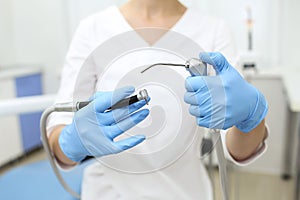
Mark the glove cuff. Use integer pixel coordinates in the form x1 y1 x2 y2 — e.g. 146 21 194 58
59 124 87 162
236 90 268 133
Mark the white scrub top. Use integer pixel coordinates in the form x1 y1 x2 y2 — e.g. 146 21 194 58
47 6 267 200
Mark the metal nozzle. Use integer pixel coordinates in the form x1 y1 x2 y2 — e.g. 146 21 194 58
140 58 207 76
140 63 186 74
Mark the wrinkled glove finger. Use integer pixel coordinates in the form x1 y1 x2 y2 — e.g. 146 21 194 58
108 109 150 139
185 76 207 92
99 99 149 125
199 52 230 74
189 103 211 117
189 105 201 117
184 92 199 105
197 116 212 129
93 86 135 112
184 89 211 105
114 135 146 151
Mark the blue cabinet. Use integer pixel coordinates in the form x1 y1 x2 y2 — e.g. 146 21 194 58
15 73 43 152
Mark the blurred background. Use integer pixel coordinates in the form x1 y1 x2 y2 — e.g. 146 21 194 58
0 0 299 199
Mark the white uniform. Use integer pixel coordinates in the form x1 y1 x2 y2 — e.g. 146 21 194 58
47 6 267 200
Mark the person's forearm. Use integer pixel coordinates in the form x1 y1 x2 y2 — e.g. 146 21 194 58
226 119 267 161
49 126 77 166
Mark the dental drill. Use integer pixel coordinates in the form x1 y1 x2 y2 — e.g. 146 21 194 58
141 58 230 200
40 89 149 199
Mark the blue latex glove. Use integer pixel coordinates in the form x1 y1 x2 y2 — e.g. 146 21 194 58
184 52 268 133
59 86 150 162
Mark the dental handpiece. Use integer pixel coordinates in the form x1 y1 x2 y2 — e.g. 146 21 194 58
40 89 149 199
140 58 229 200
140 58 207 76
54 89 149 112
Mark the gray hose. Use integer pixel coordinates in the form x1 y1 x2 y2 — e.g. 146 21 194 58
40 106 81 199
212 129 229 200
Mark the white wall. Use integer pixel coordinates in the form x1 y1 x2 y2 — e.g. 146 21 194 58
0 0 15 66
280 0 300 68
180 0 282 68
0 0 126 93
0 0 69 93
10 0 70 93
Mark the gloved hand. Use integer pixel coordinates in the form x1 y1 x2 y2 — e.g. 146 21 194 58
184 52 268 133
59 86 150 162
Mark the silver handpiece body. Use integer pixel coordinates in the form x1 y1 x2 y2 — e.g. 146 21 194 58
185 58 207 76
53 89 149 112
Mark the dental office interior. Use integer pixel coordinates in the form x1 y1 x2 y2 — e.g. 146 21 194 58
0 0 299 199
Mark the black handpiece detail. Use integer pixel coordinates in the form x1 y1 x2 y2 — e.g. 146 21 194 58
77 101 90 110
76 93 143 111
109 95 139 110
